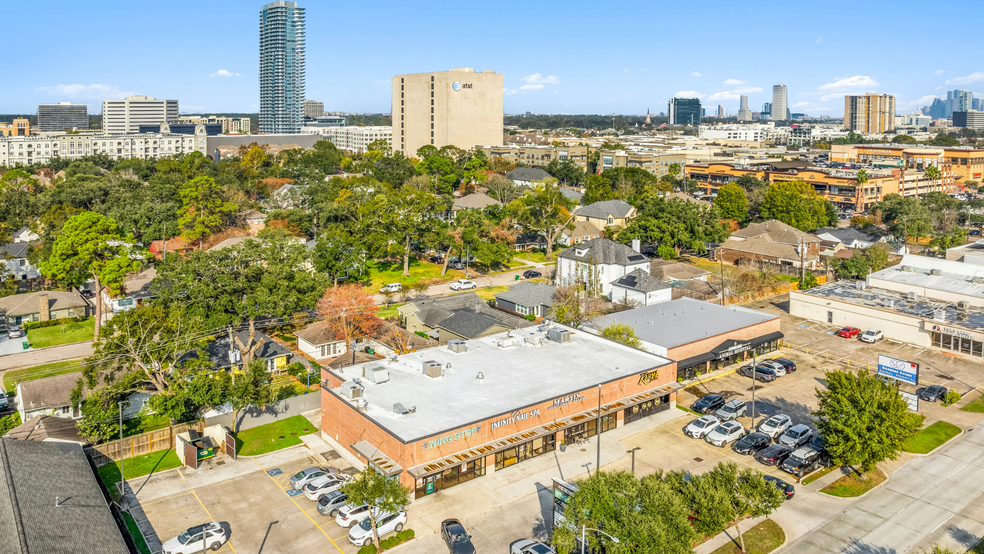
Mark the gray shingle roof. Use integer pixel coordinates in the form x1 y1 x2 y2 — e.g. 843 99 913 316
576 199 634 220
731 220 820 245
453 193 501 210
17 372 82 411
405 292 532 338
494 282 557 309
814 226 887 246
178 331 292 369
0 291 90 318
0 439 130 554
559 187 584 202
3 416 84 443
557 238 648 266
610 268 671 293
0 242 30 259
505 167 553 182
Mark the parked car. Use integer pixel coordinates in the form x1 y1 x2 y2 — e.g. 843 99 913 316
429 255 445 264
780 446 829 477
335 503 371 528
859 329 884 343
810 435 826 451
448 262 466 270
511 539 556 554
733 432 772 455
690 394 725 414
162 522 227 554
303 474 351 502
972 229 982 236
754 444 794 466
772 358 797 372
920 384 948 402
380 283 402 293
522 270 542 279
79 288 95 299
348 511 407 547
0 391 7 410
757 360 787 376
684 415 721 439
737 364 777 382
758 414 792 439
778 424 814 448
836 326 861 338
449 279 477 291
764 475 796 499
705 421 746 447
7 326 23 339
442 518 476 554
290 466 335 490
317 490 349 517
714 399 747 421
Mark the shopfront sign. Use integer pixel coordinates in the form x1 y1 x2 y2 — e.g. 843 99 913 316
548 393 584 410
899 390 919 412
877 354 919 386
714 341 752 359
422 425 481 450
637 369 660 385
490 409 541 430
932 324 975 340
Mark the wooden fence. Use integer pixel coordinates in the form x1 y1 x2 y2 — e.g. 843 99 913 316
87 420 204 465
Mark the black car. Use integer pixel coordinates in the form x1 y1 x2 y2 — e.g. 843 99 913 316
780 446 829 477
691 394 726 414
80 289 94 299
764 475 795 499
772 358 797 372
737 365 777 382
441 519 476 554
733 432 772 455
522 270 542 279
429 255 445 264
754 444 793 466
920 385 948 402
972 229 982 236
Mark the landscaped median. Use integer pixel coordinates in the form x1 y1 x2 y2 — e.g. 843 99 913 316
356 529 415 554
961 394 984 414
234 415 317 456
709 519 785 554
903 420 962 454
820 468 887 497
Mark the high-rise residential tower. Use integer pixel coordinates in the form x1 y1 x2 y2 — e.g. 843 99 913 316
716 105 726 118
668 97 701 125
737 95 752 121
772 85 788 122
843 93 895 134
946 90 973 118
259 1 305 134
37 102 89 131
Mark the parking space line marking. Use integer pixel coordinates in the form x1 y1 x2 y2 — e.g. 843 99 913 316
158 503 207 517
252 458 345 554
932 514 955 533
189 489 238 554
141 491 195 507
176 468 187 482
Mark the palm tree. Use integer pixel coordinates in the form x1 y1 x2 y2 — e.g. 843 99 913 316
925 165 942 193
855 170 869 213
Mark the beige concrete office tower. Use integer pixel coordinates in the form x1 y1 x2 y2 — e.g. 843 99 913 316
772 84 788 121
393 67 503 157
737 95 753 121
303 100 324 119
102 96 178 134
844 93 896 133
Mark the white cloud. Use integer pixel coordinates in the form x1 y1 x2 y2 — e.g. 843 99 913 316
622 68 629 72
815 37 822 43
934 70 944 75
723 78 746 86
35 83 134 100
210 69 240 78
521 73 559 85
675 90 704 99
792 101 814 108
689 72 702 77
519 84 544 91
733 86 762 94
946 72 984 85
898 94 942 110
704 86 763 103
503 87 519 96
818 75 879 91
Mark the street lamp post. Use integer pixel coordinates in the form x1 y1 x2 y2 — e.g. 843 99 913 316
581 524 620 554
628 447 641 474
596 385 602 473
751 348 758 430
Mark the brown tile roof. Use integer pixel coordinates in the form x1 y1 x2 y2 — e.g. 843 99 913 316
295 321 343 346
0 291 89 318
731 220 820 246
719 234 818 263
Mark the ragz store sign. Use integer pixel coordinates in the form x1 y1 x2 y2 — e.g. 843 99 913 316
490 409 541 430
637 370 660 385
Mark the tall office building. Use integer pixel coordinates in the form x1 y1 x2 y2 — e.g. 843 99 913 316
668 97 701 125
761 102 772 119
392 67 503 157
101 96 178 134
259 1 305 134
953 111 984 129
843 93 896 133
303 100 324 119
737 95 752 121
974 98 984 111
716 105 726 118
37 102 88 131
946 90 973 118
772 85 788 122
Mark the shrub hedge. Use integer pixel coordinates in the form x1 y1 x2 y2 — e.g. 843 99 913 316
23 316 86 330
355 529 415 554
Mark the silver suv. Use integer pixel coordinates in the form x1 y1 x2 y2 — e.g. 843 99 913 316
778 424 813 448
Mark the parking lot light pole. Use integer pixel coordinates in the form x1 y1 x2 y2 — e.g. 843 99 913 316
751 350 757 431
581 525 620 554
628 447 641 474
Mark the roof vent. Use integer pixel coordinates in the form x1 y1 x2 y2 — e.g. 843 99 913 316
907 291 917 301
393 403 416 415
422 360 443 378
476 372 485 384
355 398 368 412
547 328 571 343
448 339 467 353
931 269 942 276
885 299 895 309
933 309 947 321
855 281 866 290
901 266 914 273
340 383 363 400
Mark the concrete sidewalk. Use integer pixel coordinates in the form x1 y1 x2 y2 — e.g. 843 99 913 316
0 340 91 370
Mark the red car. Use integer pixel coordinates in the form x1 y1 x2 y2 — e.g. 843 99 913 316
836 326 861 338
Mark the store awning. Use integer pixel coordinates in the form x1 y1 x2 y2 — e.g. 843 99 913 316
676 352 715 370
352 440 403 477
710 331 784 360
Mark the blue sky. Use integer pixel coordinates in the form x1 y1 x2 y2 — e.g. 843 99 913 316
6 0 983 117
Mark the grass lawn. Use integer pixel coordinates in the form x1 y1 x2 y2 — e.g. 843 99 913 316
272 375 315 399
122 413 172 438
475 285 510 301
26 318 95 348
97 449 182 498
903 421 962 454
3 358 85 394
961 394 984 413
122 511 152 554
820 469 886 497
677 405 701 416
235 415 317 456
802 465 839 485
377 303 406 319
364 259 464 291
512 250 562 264
681 255 723 273
709 519 785 554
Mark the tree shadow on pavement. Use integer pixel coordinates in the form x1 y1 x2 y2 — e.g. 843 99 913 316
755 396 816 430
842 540 897 554
947 524 982 550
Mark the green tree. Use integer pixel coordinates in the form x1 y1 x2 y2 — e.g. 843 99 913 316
617 197 729 257
75 388 124 443
368 187 445 276
0 413 22 436
813 369 920 473
705 462 786 553
313 228 367 286
370 151 415 187
340 469 411 550
714 183 749 223
583 174 613 204
229 360 273 433
484 174 522 204
544 158 586 187
178 176 237 248
874 194 932 245
735 174 769 211
506 183 575 261
759 181 832 231
38 212 142 339
600 322 642 348
798 270 819 290
416 155 460 195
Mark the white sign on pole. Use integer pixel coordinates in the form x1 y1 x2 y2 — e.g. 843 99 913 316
899 390 919 412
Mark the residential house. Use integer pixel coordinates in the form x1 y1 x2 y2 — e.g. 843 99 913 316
506 167 554 186
398 292 533 342
649 259 711 282
494 281 556 317
0 290 91 326
813 226 890 249
3 415 86 444
1 242 41 281
450 193 501 218
272 183 304 208
514 233 548 252
714 220 821 270
295 321 347 360
178 331 293 372
11 226 39 244
243 209 266 235
574 199 637 232
207 236 255 252
664 191 712 207
559 187 584 204
556 238 651 299
560 221 602 246
148 237 194 258
16 372 83 422
610 268 673 306
104 267 156 314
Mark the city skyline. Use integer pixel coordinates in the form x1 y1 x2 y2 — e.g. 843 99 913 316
3 0 983 117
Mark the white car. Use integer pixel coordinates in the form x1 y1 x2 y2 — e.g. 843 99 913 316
162 522 227 554
380 283 402 293
449 279 477 291
758 414 792 439
758 360 787 376
684 415 720 439
348 510 408 547
859 329 884 343
705 420 746 447
303 474 351 502
335 503 371 528
511 539 556 554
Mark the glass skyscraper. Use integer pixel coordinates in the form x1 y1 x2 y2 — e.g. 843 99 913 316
259 1 305 134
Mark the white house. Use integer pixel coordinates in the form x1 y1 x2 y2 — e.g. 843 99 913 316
295 321 347 360
555 238 651 299
813 227 889 249
16 371 150 422
1 242 42 282
505 167 554 186
610 268 673 306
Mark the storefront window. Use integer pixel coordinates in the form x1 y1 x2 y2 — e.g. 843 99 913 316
932 332 984 358
623 394 670 426
495 434 556 470
564 420 597 445
414 457 486 499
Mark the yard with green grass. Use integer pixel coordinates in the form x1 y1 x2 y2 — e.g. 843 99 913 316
272 374 315 398
513 250 563 264
122 511 152 554
3 358 85 394
26 318 94 348
122 413 173 438
364 259 465 291
234 415 317 456
961 394 984 413
709 519 785 554
97 449 182 498
801 465 838 485
377 303 406 319
903 420 962 454
820 469 886 497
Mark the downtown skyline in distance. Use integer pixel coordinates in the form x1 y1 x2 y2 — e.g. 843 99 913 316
4 0 983 117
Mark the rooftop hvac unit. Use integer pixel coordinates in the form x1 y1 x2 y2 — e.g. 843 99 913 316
362 363 390 384
901 266 914 273
974 276 984 284
855 281 866 290
958 300 971 311
422 360 443 378
447 339 467 353
885 299 895 309
933 309 947 322
931 269 943 276
907 292 918 301
547 328 571 343
393 403 416 415
497 337 517 348
341 383 363 400
525 334 543 346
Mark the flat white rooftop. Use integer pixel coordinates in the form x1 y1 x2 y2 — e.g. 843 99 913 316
330 325 672 443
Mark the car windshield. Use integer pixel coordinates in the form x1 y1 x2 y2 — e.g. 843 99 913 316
787 430 802 438
455 533 471 544
765 418 783 428
178 526 204 545
294 470 311 479
359 516 373 531
696 419 714 428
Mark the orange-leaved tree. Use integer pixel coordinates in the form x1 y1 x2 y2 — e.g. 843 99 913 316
316 284 382 364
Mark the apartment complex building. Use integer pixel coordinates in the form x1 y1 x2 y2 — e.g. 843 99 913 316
477 144 687 177
321 126 392 153
303 100 324 119
832 144 980 183
259 0 305 133
102 96 178 134
173 116 251 134
37 103 88 131
0 119 30 137
0 126 210 166
698 125 767 142
393 67 503 157
844 93 896 134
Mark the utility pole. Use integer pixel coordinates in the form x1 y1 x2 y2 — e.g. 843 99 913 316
118 401 125 504
596 384 602 474
719 250 727 307
800 237 806 284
